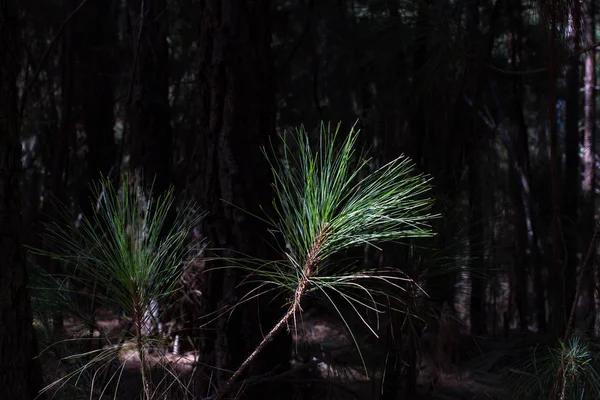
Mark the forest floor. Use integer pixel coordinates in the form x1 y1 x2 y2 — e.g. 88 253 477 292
46 308 522 399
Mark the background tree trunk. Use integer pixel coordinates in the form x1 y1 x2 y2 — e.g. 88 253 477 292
582 0 600 336
44 0 76 335
0 0 44 397
562 0 581 332
195 1 290 398
127 0 172 194
546 7 564 337
507 0 536 332
79 0 118 202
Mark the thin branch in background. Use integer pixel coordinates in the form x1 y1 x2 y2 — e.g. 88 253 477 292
485 42 600 76
18 0 91 122
118 0 146 175
276 0 314 76
564 222 600 340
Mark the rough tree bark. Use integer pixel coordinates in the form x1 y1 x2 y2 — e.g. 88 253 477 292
127 0 172 194
507 0 547 332
0 0 44 397
468 150 485 335
582 2 595 238
195 1 290 399
544 2 565 337
581 0 599 335
414 0 459 312
466 0 499 337
44 0 75 335
562 0 581 331
79 0 118 204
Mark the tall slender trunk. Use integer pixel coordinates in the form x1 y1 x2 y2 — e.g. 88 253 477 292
563 0 581 331
582 1 595 218
508 0 544 332
415 0 457 310
581 0 598 334
127 0 172 195
509 132 530 333
465 0 499 336
79 0 118 208
384 2 432 397
124 2 172 393
45 0 76 335
76 2 118 330
547 12 564 337
196 1 290 398
469 149 485 335
0 0 45 397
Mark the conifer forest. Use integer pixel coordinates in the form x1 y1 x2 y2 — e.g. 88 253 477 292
3 0 600 399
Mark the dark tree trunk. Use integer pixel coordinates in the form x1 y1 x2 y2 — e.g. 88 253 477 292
42 0 76 335
544 4 564 337
408 0 428 173
468 150 486 335
509 132 529 333
549 85 563 334
127 0 172 194
415 0 457 311
379 326 400 400
562 1 580 332
582 0 596 242
465 0 497 336
507 0 544 332
56 0 74 199
581 0 599 335
0 0 44 397
378 3 430 397
79 0 118 203
195 1 290 399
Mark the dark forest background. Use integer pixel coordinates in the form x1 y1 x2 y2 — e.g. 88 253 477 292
2 0 600 399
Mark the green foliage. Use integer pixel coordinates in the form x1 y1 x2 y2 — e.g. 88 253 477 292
258 120 433 276
267 122 435 268
507 334 600 400
227 122 438 383
38 174 204 319
33 174 205 398
28 264 106 400
29 263 79 338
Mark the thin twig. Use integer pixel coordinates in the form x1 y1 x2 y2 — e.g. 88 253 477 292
19 0 91 121
485 41 600 76
118 0 146 175
135 311 154 400
549 222 600 400
215 276 308 400
215 227 326 400
564 221 600 340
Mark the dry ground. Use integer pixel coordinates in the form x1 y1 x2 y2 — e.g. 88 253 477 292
41 307 510 399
